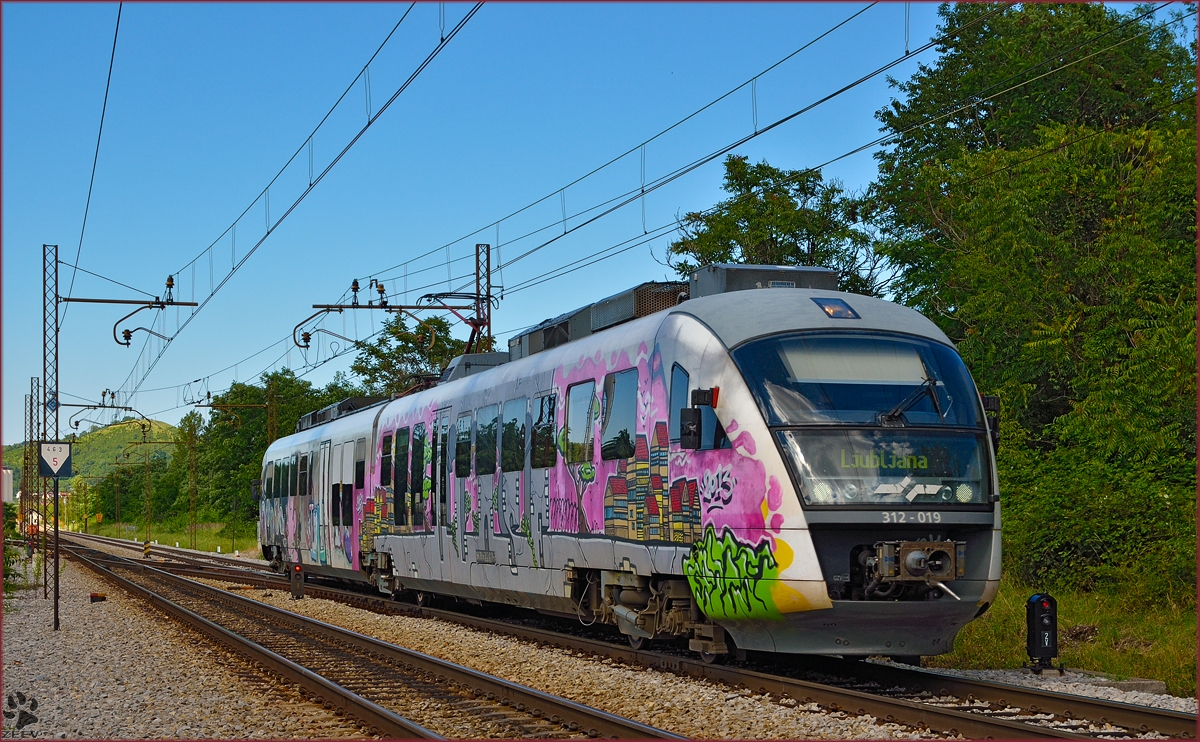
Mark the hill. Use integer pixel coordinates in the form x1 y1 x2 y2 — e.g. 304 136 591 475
3 418 177 490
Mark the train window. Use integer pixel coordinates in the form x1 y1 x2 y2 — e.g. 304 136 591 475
331 445 342 524
395 427 410 526
475 405 499 476
298 454 309 499
291 455 299 498
342 481 353 525
411 424 426 527
380 433 393 488
500 398 527 472
354 438 366 490
265 461 275 499
601 369 638 460
669 364 690 442
455 413 473 477
565 381 596 463
531 394 557 469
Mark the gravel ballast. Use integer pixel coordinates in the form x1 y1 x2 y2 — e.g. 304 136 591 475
873 662 1197 714
2 557 370 739
194 579 939 740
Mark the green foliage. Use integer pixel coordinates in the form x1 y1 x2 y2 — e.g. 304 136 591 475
351 313 465 395
867 3 1196 602
668 156 894 295
3 503 16 538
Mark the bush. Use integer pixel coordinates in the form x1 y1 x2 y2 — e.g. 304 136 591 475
1002 446 1196 606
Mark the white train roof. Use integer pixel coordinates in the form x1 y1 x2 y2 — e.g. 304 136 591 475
669 288 953 350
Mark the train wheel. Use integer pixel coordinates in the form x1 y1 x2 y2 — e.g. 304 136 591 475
627 635 650 651
699 650 726 665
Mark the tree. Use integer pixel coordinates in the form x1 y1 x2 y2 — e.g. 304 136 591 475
863 2 1196 601
667 155 894 295
350 314 466 395
872 2 1195 314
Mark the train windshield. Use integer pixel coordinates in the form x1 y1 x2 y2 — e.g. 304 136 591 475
779 429 990 506
732 332 982 427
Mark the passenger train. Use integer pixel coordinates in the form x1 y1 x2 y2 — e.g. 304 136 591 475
258 264 1001 661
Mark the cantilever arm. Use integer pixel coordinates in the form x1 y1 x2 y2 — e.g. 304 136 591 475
113 303 164 346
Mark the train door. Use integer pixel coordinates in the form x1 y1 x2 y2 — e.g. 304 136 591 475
498 398 526 572
331 438 355 569
313 440 330 565
287 454 300 561
351 437 366 570
327 442 343 566
433 410 451 565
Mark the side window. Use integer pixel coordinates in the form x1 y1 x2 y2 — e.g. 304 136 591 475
290 455 299 497
531 393 558 469
501 398 527 472
411 423 426 527
395 428 410 526
565 381 596 463
455 413 473 477
669 364 690 442
298 454 309 499
330 447 341 523
476 405 499 476
601 369 638 460
380 433 393 487
265 461 275 500
354 438 366 489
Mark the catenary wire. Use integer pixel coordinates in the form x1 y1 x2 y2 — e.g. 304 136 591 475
63 1 124 327
127 4 1185 406
117 4 480 398
58 259 157 299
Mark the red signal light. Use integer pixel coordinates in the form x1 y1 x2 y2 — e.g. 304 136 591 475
1041 600 1050 608
294 565 302 572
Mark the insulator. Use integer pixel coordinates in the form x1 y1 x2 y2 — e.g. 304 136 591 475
165 275 174 290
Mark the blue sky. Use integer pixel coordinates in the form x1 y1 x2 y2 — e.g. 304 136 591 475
0 2 1146 444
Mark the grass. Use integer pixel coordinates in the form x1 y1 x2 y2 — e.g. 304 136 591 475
927 573 1197 697
65 519 262 556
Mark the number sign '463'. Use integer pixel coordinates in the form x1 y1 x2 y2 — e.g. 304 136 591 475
39 443 72 478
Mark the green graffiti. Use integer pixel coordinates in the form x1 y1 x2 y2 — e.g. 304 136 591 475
683 526 779 620
521 515 538 569
579 461 595 483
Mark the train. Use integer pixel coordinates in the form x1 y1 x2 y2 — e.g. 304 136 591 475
258 264 1001 662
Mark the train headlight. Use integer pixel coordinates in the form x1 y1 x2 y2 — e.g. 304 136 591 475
843 483 859 500
812 481 833 503
955 484 974 503
938 486 953 501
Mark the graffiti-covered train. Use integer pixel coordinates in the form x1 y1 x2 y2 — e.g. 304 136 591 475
259 264 1001 661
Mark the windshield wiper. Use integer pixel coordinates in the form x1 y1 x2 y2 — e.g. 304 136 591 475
880 376 943 426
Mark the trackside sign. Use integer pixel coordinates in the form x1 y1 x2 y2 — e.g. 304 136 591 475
38 443 72 478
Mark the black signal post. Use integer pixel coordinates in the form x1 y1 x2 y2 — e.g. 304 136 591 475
1026 593 1064 675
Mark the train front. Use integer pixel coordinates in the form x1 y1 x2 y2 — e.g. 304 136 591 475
730 326 1001 658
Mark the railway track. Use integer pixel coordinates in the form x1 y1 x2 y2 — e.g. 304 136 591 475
64 532 1196 739
63 542 683 740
